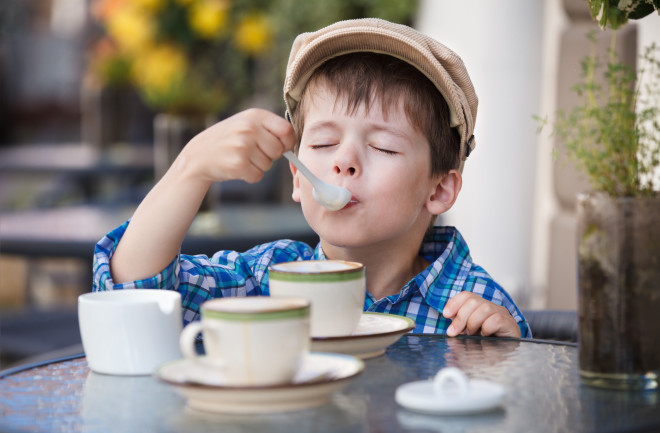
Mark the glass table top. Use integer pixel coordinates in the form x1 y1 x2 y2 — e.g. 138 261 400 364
1 335 659 433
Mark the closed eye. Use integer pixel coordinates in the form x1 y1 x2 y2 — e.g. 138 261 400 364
372 146 398 155
309 144 336 150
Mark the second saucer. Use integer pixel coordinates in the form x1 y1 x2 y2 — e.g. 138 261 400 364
311 312 415 359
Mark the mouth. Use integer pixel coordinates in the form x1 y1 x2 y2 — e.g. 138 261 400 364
341 197 359 209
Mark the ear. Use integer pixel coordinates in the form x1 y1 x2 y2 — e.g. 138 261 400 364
425 169 462 215
289 162 302 203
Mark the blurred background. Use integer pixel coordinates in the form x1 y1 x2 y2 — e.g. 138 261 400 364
0 0 420 368
1 0 658 368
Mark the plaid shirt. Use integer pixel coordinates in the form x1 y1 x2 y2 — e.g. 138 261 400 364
93 222 531 338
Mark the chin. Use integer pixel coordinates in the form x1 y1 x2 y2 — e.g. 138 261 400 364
318 230 375 250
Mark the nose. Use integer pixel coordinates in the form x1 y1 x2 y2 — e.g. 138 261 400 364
332 142 361 177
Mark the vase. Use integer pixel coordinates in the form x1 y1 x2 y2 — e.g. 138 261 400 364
81 79 154 149
577 193 660 390
153 113 218 208
153 113 216 179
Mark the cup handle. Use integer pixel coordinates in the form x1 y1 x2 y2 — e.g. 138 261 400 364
433 367 469 396
179 321 226 369
179 321 205 360
179 321 228 385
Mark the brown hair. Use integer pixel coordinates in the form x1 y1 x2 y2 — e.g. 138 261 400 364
292 52 461 175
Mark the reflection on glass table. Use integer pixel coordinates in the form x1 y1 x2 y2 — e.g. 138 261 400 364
1 334 659 433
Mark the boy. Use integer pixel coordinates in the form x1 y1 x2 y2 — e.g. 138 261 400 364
93 18 531 338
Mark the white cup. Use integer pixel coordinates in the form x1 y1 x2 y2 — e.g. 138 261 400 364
179 296 310 386
268 260 365 337
78 289 183 376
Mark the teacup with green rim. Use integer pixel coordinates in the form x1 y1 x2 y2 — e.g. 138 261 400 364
268 260 365 337
179 296 310 386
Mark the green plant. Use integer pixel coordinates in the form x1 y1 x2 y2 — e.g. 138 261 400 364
538 33 660 197
587 0 659 30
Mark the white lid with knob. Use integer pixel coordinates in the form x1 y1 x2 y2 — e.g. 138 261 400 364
395 367 506 415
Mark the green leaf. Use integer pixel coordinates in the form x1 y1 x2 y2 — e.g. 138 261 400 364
588 0 603 23
599 0 610 29
627 1 655 19
606 6 628 30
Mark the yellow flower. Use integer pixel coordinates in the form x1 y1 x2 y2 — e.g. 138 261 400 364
106 4 155 53
132 0 164 12
92 0 125 22
189 0 229 39
131 43 187 92
234 12 272 55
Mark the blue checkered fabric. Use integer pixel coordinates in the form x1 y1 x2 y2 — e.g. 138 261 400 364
93 222 531 338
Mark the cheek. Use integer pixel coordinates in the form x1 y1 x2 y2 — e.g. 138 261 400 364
297 179 320 215
380 172 434 215
375 164 427 195
297 176 315 198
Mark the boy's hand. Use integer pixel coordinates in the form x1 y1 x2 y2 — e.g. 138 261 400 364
110 109 295 284
177 108 296 185
442 292 521 338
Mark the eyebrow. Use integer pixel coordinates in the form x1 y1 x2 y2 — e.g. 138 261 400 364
305 120 412 142
304 120 339 134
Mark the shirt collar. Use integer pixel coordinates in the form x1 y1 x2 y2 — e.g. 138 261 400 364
313 243 326 260
416 226 475 305
373 226 475 305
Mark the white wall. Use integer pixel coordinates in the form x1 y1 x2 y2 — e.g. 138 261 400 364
530 1 566 309
639 12 660 61
638 12 660 191
416 0 544 307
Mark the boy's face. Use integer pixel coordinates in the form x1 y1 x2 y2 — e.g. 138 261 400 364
291 84 444 251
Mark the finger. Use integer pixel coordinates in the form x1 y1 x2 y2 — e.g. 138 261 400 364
226 125 279 181
251 116 296 179
260 111 297 154
445 294 481 337
242 160 267 183
210 139 266 184
247 140 276 172
236 140 276 183
480 312 521 338
253 128 289 164
442 291 474 319
229 112 293 172
464 302 502 336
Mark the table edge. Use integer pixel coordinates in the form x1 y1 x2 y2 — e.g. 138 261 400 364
407 333 578 347
0 336 576 379
0 353 85 379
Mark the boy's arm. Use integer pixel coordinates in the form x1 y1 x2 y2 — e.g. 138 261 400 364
110 109 296 283
442 292 522 338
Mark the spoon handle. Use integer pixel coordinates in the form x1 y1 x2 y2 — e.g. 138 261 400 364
282 151 323 186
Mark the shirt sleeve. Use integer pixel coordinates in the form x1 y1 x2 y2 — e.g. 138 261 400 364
92 220 315 325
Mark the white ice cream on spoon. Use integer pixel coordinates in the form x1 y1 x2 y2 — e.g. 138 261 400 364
283 151 351 211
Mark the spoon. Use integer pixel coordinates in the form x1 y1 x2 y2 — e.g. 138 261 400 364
283 151 351 211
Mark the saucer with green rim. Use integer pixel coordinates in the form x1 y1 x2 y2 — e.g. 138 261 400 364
311 312 415 359
155 352 364 414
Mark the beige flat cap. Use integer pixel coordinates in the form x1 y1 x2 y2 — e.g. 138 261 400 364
283 18 478 168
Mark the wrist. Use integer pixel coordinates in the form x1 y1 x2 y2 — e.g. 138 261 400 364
167 153 215 191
